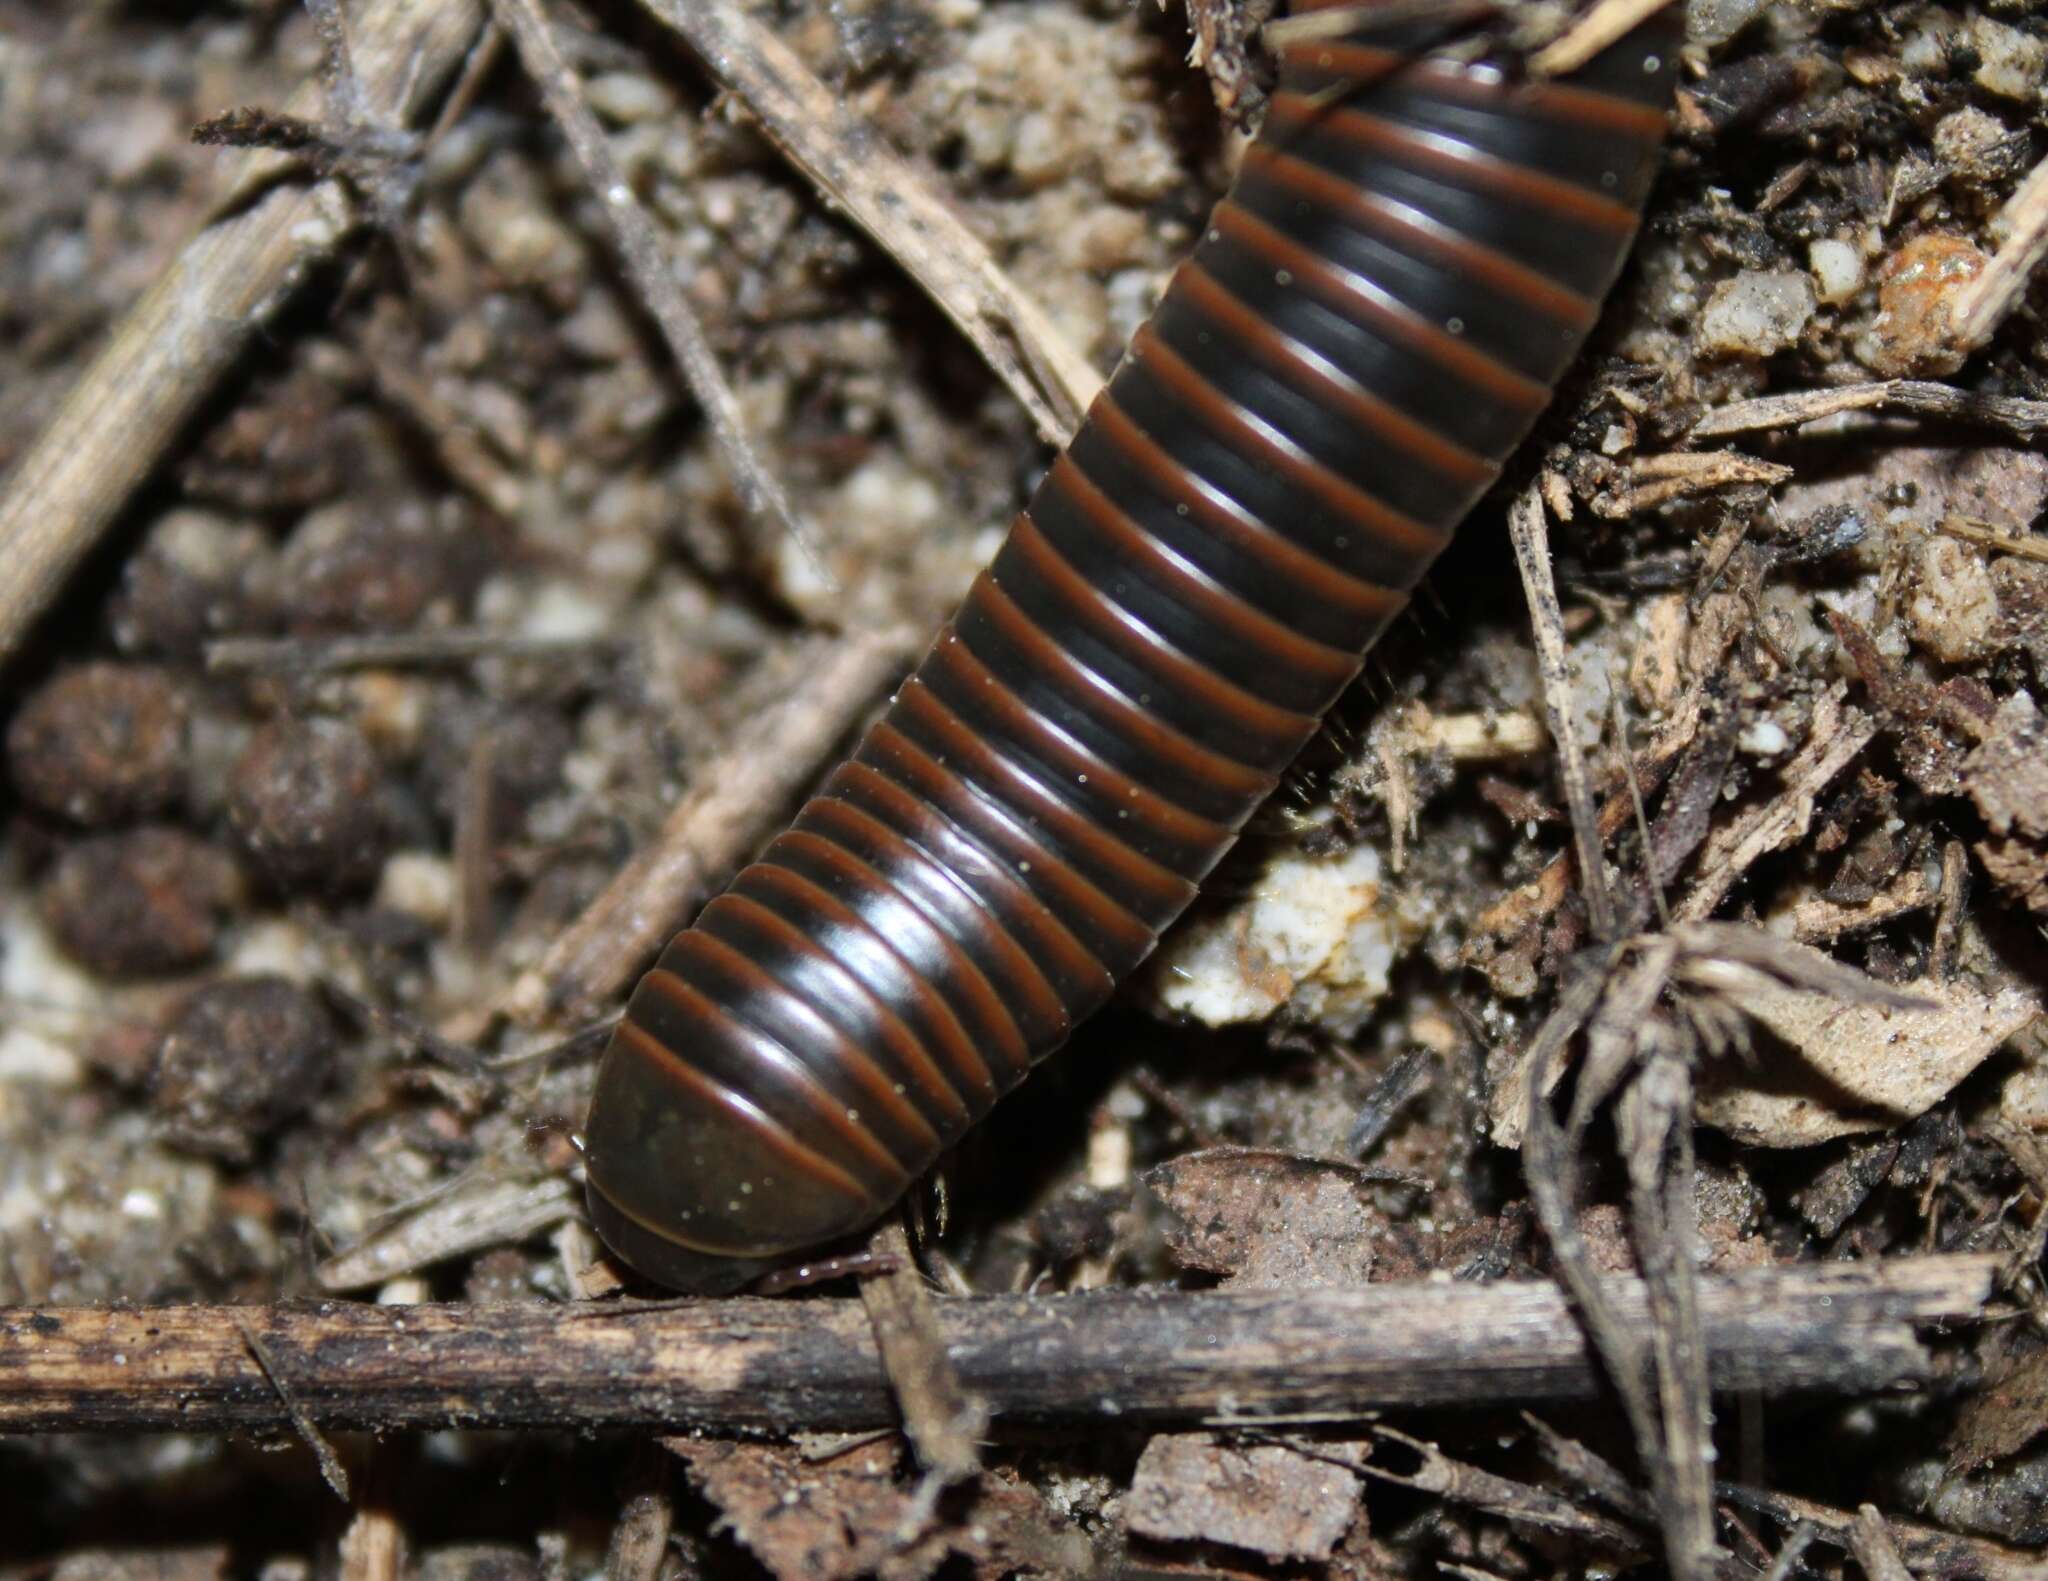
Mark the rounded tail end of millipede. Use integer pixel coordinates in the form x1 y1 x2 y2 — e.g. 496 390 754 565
582 1029 882 1293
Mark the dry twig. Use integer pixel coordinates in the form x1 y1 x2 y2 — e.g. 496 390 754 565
1353 1426 1643 1550
1937 515 2048 566
603 1448 675 1581
1528 0 1675 76
489 625 916 1028
854 1222 987 1552
316 1173 578 1290
1675 684 1874 922
1518 936 1716 1580
1951 149 2048 354
0 1257 1996 1433
1690 380 2048 441
633 0 1101 445
1717 1484 2044 1581
487 0 817 564
0 0 488 663
1848 1504 1917 1581
338 1493 405 1581
206 627 622 674
1603 451 1792 516
232 1312 351 1500
1507 483 1615 940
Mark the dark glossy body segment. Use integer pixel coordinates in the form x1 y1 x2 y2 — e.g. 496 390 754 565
585 2 1679 1292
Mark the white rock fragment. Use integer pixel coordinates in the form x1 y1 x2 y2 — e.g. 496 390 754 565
1969 15 2048 102
222 918 321 984
1149 842 1410 1037
1808 237 1865 306
376 851 457 928
582 72 676 126
0 1028 84 1087
1697 270 1817 358
1909 532 2003 663
2001 1051 2048 1130
1737 716 1791 759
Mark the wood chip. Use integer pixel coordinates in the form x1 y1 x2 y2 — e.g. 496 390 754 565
1676 684 1875 922
1948 1344 2048 1476
1528 0 1676 77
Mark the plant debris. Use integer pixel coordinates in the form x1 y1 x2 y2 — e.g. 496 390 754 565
4 0 2048 1576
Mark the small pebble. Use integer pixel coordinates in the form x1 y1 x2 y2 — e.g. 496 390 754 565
375 851 457 927
463 1247 540 1304
228 719 387 889
152 975 338 1160
1807 237 1865 307
1687 0 1773 47
1933 106 2027 185
7 663 188 825
1696 270 1816 358
457 153 588 293
1858 233 1987 378
1969 14 2048 103
1910 533 2002 663
582 72 677 126
40 828 242 978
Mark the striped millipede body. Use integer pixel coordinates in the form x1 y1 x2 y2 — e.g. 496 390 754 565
584 1 1680 1292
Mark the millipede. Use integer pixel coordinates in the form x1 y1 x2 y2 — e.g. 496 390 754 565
583 0 1681 1293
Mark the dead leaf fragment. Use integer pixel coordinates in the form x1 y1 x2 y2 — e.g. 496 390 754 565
1127 1433 1361 1562
1949 1345 2048 1475
666 1438 1090 1581
1695 960 2042 1147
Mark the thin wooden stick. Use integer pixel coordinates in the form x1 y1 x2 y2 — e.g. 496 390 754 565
0 0 488 664
633 0 1101 446
1718 1484 2042 1581
1507 483 1615 941
1528 0 1675 77
1937 515 2048 566
858 1222 984 1484
206 627 624 674
0 1257 1997 1434
1951 150 2048 355
493 625 917 1026
487 0 818 564
1690 379 2048 441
